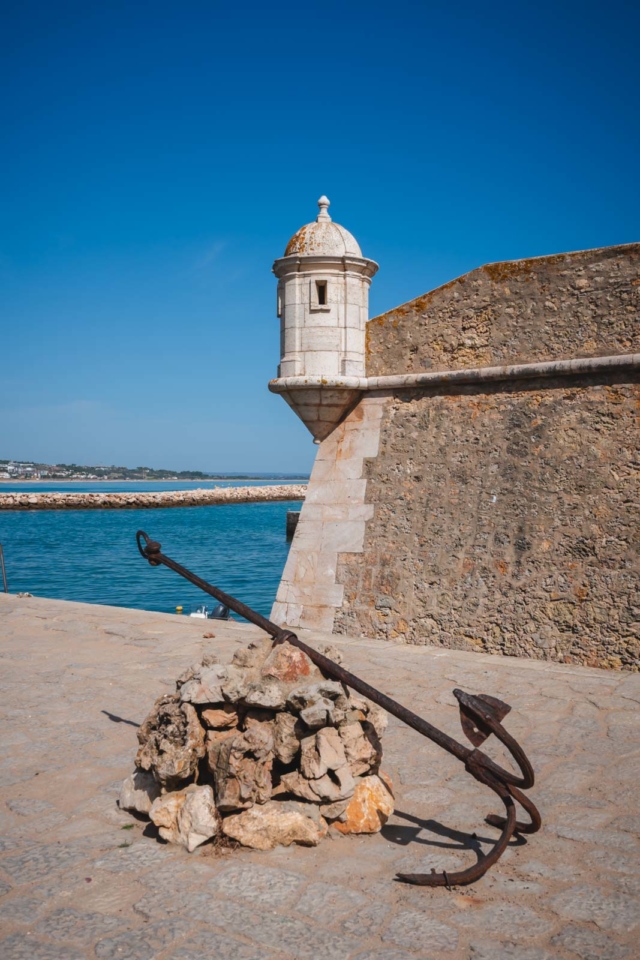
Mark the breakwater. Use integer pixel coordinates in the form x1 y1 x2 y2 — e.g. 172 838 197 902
0 484 307 511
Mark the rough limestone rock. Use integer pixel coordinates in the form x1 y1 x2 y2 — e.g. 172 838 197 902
287 681 344 711
334 775 394 834
273 711 303 764
149 784 221 852
220 665 251 703
365 702 389 738
231 637 273 671
221 801 325 850
136 696 205 789
208 731 273 811
176 654 218 689
300 727 347 780
243 679 286 710
320 797 351 820
179 663 229 704
118 768 161 814
339 721 381 776
280 763 355 803
300 698 336 729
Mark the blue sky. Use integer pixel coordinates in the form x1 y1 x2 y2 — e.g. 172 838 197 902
1 0 638 474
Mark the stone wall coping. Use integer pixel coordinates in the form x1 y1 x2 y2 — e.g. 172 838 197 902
269 352 640 396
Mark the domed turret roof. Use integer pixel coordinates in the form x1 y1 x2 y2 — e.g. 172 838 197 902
284 197 362 258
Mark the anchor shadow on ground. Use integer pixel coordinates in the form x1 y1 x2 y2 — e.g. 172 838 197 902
383 807 527 862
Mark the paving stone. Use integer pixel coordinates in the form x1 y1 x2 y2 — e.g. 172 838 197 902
393 853 467 875
0 843 89 883
516 859 579 881
207 897 361 960
352 950 429 960
613 874 640 897
611 815 640 835
585 849 640 875
74 793 132 826
382 910 459 952
295 881 370 925
0 837 20 854
548 884 639 932
452 903 553 941
93 840 174 873
171 928 274 960
485 875 546 895
0 934 86 960
0 897 46 924
26 867 99 903
550 923 630 959
207 863 305 908
469 942 553 960
5 799 54 817
550 808 613 828
134 885 212 922
547 824 639 851
13 812 69 836
342 901 391 937
136 858 209 894
66 731 104 747
34 907 126 945
94 917 192 959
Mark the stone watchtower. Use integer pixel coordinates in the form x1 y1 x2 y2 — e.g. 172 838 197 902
269 197 378 441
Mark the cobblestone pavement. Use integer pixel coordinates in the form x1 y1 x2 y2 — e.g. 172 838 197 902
0 593 638 960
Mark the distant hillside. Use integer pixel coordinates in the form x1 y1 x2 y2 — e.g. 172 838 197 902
0 459 309 482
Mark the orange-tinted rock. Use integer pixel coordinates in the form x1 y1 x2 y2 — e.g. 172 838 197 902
201 704 238 729
334 775 394 834
261 642 320 683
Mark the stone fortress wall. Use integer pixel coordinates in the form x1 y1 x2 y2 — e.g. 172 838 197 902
273 243 640 669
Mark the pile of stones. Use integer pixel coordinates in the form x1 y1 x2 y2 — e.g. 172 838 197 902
119 638 393 853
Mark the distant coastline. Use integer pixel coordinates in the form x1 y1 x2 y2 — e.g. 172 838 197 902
0 458 309 483
0 476 309 483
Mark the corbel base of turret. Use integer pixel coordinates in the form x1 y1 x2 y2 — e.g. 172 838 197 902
268 377 365 442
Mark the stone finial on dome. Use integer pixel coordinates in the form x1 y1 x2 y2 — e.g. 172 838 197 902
317 196 331 222
282 197 363 258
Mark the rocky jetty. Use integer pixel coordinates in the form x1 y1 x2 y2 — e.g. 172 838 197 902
0 484 307 511
119 638 393 852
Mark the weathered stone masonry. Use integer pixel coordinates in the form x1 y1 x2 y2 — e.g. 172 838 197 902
273 237 639 670
366 243 639 375
334 372 639 669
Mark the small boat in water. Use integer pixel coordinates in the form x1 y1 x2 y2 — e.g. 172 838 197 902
188 602 230 620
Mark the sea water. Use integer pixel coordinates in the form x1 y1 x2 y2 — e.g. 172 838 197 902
0 486 303 618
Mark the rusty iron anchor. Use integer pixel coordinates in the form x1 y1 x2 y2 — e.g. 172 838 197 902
136 529 541 886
